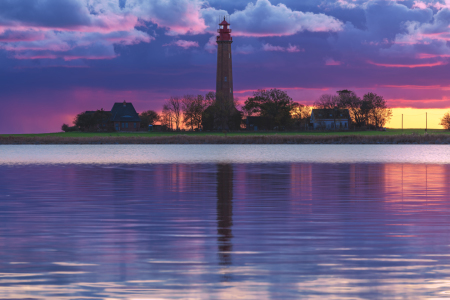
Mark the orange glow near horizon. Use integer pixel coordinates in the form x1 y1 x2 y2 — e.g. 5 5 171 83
386 108 450 129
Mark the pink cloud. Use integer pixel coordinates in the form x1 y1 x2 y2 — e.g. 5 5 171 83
367 60 447 68
286 44 304 53
325 58 341 66
262 43 285 52
234 87 330 94
382 84 445 90
0 30 46 42
412 1 428 9
416 53 450 59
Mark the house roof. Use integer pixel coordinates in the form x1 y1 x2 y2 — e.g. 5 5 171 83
110 102 141 122
311 109 350 120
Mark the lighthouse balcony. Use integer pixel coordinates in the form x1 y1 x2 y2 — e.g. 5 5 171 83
217 29 232 33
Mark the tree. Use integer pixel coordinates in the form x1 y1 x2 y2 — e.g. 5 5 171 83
315 90 392 129
161 105 173 130
202 92 242 131
73 109 112 132
291 103 311 129
93 109 112 130
440 113 450 130
139 110 159 129
314 94 341 109
182 94 208 131
363 92 392 128
163 97 182 130
74 112 95 131
243 89 295 130
337 91 365 127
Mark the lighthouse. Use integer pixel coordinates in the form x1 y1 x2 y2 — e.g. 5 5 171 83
216 17 233 101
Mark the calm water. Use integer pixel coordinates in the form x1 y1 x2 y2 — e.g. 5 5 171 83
1 145 450 299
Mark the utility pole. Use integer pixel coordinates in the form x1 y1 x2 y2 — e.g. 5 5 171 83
426 112 428 133
402 114 403 133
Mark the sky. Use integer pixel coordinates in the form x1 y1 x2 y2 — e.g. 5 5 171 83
1 0 450 133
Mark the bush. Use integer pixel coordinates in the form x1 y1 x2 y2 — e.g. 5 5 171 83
440 112 450 130
61 124 79 132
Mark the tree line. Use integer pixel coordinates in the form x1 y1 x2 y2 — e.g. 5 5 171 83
313 90 393 129
62 89 393 132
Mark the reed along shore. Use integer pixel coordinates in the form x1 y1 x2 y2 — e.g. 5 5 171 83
1 133 450 145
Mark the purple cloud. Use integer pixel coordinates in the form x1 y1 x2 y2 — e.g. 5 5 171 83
164 40 199 49
262 43 303 52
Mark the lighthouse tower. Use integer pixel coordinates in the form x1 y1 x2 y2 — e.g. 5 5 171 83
216 17 233 101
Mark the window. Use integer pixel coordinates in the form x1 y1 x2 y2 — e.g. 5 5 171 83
230 88 232 93
134 123 136 128
224 77 227 82
125 123 128 128
121 123 124 128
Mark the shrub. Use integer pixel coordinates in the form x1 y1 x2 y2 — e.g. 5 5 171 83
61 124 79 132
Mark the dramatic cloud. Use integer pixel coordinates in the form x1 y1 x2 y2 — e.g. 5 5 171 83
0 0 342 61
202 0 344 37
0 0 152 60
382 8 450 63
127 0 208 35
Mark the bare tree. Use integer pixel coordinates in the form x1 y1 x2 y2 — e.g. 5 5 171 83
182 95 208 131
163 97 182 130
313 94 340 109
161 104 173 130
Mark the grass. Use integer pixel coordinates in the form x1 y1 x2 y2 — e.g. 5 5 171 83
1 129 450 144
1 128 448 138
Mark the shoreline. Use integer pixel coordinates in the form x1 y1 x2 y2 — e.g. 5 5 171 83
1 134 450 144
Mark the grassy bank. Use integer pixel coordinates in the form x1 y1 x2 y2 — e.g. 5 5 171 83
1 129 450 144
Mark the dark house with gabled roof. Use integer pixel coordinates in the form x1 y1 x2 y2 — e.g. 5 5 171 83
110 101 141 131
311 108 350 130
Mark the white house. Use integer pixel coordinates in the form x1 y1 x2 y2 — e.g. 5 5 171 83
311 109 350 130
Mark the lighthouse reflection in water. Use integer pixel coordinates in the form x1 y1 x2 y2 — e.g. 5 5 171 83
1 162 450 298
